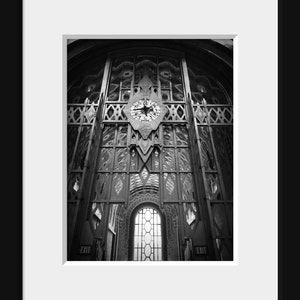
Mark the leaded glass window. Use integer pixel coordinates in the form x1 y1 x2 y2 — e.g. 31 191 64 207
133 207 163 261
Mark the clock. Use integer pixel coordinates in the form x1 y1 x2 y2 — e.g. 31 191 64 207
123 75 167 139
130 98 161 121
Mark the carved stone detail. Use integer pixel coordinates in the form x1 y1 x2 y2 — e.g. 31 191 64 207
136 146 153 164
163 204 180 260
137 137 153 154
139 75 153 97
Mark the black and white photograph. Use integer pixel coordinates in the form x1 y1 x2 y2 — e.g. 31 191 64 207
66 39 234 261
23 0 279 298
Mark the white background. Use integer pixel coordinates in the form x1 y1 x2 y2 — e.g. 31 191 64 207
24 0 277 299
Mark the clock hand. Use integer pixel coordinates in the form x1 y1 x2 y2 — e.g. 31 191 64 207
132 104 154 117
132 105 149 112
144 104 154 116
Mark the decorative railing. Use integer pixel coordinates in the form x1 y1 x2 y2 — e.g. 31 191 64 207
193 103 233 126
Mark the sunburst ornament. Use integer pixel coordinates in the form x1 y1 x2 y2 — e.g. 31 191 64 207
123 75 167 139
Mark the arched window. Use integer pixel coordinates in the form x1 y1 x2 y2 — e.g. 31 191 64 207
132 207 163 261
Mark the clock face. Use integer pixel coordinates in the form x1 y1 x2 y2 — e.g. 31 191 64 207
130 98 161 121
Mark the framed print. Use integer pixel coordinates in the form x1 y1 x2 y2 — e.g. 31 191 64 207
23 0 278 299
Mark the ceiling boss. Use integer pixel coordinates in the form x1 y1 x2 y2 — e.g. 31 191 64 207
123 75 167 139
